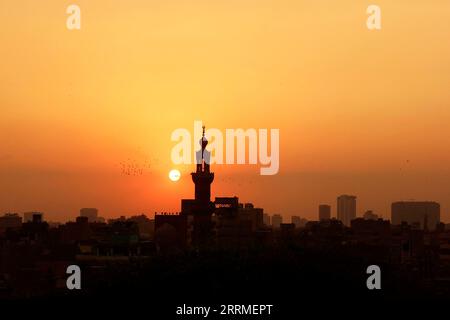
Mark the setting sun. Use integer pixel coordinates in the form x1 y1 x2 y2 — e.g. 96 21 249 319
169 169 181 182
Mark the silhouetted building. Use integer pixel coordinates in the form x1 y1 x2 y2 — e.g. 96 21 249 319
214 198 267 249
154 213 187 250
215 197 239 211
31 213 43 224
363 210 379 220
304 219 344 238
215 200 253 250
238 203 264 231
59 216 91 244
192 126 214 203
291 216 301 228
292 216 307 228
319 204 331 221
0 213 22 233
280 223 295 240
156 126 215 249
80 208 98 222
351 218 390 236
128 214 154 239
263 213 271 226
187 126 215 247
23 211 44 223
391 201 440 230
272 214 282 229
337 195 356 227
22 214 48 241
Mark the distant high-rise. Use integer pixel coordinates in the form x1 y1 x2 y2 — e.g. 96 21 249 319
24 211 44 222
391 201 440 230
0 213 22 233
31 213 43 223
263 213 271 226
238 203 264 231
272 214 282 229
291 216 301 228
337 195 356 227
318 205 331 221
80 208 98 222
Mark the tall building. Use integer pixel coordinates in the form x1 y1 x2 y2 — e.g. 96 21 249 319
391 201 440 230
291 216 302 228
191 126 214 204
263 213 271 226
187 126 215 246
337 195 356 227
23 212 44 223
272 214 282 229
23 211 44 222
80 208 98 222
238 203 264 231
214 197 253 249
318 204 331 221
156 126 214 249
128 214 155 239
0 213 22 233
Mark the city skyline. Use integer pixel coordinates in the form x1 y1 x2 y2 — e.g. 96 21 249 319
2 1 450 222
2 0 450 310
2 193 447 225
1 121 449 303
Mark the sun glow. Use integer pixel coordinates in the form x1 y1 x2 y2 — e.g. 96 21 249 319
169 169 181 182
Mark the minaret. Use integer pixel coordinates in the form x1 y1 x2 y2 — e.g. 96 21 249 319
191 126 214 205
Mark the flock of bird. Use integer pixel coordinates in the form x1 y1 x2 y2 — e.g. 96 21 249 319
119 157 155 176
118 157 258 188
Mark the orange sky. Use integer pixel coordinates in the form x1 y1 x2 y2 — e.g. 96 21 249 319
1 0 450 222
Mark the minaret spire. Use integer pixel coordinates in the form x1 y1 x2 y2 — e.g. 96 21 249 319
202 125 206 161
189 124 215 247
192 124 214 202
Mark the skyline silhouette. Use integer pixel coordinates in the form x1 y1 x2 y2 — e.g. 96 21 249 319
3 1 450 315
3 1 450 223
1 145 449 305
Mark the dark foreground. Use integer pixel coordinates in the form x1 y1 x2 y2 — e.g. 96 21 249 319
3 244 448 318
